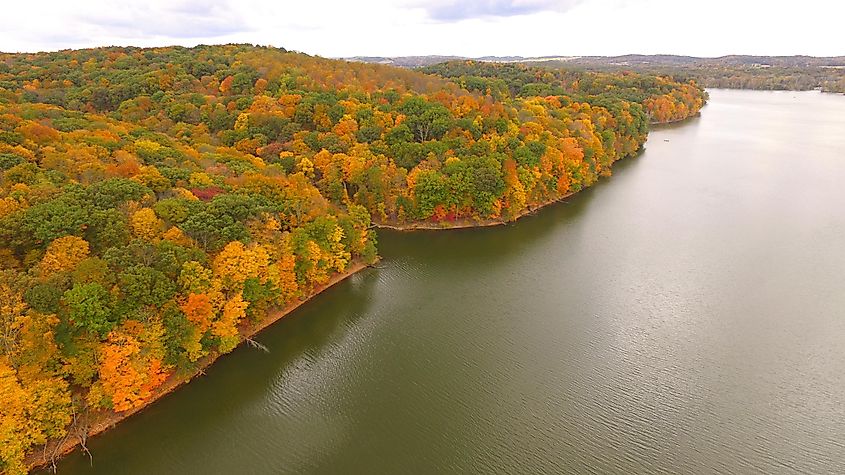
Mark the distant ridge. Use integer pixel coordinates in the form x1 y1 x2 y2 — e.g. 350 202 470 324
344 54 845 93
345 54 845 69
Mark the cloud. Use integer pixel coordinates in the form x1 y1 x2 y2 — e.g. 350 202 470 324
1 0 844 57
80 0 250 40
1 0 252 52
411 0 582 21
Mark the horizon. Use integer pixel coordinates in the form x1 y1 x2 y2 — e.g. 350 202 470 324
1 0 843 58
4 43 844 61
342 52 845 60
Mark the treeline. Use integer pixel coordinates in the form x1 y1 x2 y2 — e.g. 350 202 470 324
689 67 845 93
536 57 845 94
628 65 845 94
0 45 703 472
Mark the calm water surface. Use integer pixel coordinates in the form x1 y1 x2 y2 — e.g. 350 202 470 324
56 90 845 474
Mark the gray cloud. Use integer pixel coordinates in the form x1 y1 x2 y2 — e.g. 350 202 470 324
5 0 252 49
84 0 250 39
414 0 582 21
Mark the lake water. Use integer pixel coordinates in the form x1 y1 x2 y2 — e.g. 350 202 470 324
55 89 845 474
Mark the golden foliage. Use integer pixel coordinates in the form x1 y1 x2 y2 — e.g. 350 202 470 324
0 361 71 474
88 320 168 411
213 241 270 288
38 235 90 275
213 293 248 353
130 208 165 241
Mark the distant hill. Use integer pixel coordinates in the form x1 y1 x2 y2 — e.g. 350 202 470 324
346 54 845 93
567 54 845 68
344 55 464 68
345 55 596 68
347 54 845 68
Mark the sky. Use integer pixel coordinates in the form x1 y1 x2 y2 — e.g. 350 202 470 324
1 0 843 58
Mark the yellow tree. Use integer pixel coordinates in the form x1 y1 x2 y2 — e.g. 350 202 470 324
38 235 90 275
162 226 193 247
0 362 39 475
9 312 61 382
130 208 164 241
87 320 168 412
179 293 214 361
213 293 248 353
0 361 71 475
0 278 27 358
268 257 299 306
0 197 24 219
188 172 214 188
213 241 270 289
328 225 350 272
133 165 170 193
304 240 329 286
502 158 526 218
178 261 213 295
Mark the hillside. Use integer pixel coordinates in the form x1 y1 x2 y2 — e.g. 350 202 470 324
0 44 704 473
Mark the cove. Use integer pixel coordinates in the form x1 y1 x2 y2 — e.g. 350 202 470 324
53 89 845 474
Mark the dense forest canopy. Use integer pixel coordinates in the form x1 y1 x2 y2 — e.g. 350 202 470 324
0 44 705 473
421 61 707 123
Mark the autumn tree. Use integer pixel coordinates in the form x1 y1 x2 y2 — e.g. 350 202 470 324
38 235 90 276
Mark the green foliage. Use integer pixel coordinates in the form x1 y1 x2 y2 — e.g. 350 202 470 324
154 198 194 224
398 96 453 142
118 265 177 310
24 282 64 314
62 283 116 336
0 153 24 170
20 191 90 245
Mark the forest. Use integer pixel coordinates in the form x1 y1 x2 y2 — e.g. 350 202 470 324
421 61 707 124
0 44 705 473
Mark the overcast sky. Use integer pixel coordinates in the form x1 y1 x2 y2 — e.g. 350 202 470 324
1 0 842 58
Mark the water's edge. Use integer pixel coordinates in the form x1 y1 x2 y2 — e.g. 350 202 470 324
26 260 374 472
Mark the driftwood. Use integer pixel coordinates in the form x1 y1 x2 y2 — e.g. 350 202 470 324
245 337 270 353
43 398 93 473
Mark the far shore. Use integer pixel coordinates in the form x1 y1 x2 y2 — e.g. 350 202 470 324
650 111 703 126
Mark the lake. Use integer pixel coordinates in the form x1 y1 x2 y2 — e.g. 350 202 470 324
55 89 845 474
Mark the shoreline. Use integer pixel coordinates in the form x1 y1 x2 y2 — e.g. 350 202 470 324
26 260 373 472
375 111 706 233
374 191 577 231
650 111 702 126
